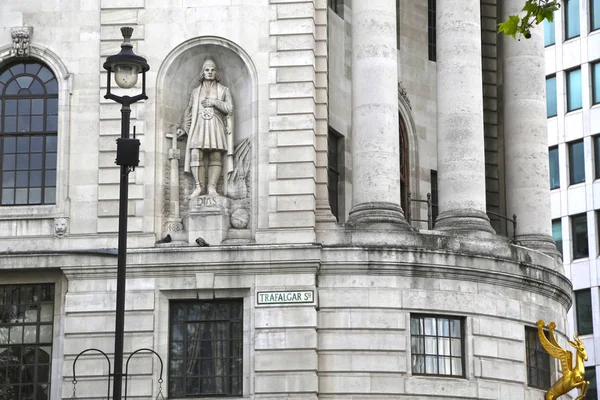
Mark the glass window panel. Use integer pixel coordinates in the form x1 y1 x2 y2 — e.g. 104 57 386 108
552 219 563 256
30 153 42 170
546 76 557 118
29 79 44 95
575 289 593 335
593 0 600 31
15 188 28 204
544 18 555 46
565 0 580 39
586 367 597 400
45 79 58 94
17 137 29 152
45 153 56 169
425 356 438 374
5 80 20 95
5 99 17 115
45 170 56 186
0 327 8 343
29 188 41 204
17 99 30 115
172 323 184 341
31 99 43 115
5 116 16 132
3 171 15 187
567 68 582 111
451 338 462 356
19 88 31 95
438 338 451 355
46 136 57 152
4 154 15 169
2 188 14 204
46 116 57 132
16 76 33 89
38 346 51 363
37 67 53 83
30 116 43 132
424 318 436 335
437 318 449 336
593 63 600 105
411 317 423 334
30 136 43 153
450 319 461 337
4 137 16 153
44 187 55 204
0 69 12 84
569 140 585 184
29 171 42 187
18 116 30 132
46 98 58 115
9 326 23 344
40 303 53 322
425 337 437 354
452 358 463 376
439 356 451 374
25 63 41 75
10 64 25 75
37 364 49 382
571 213 589 259
411 337 424 354
16 171 28 187
170 359 184 376
16 154 29 170
39 325 52 343
23 326 37 343
549 146 560 189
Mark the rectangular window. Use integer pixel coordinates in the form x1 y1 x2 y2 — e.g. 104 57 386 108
546 76 557 117
595 135 600 179
593 61 600 105
0 283 55 400
431 170 438 224
428 0 436 61
544 18 555 46
592 0 600 31
565 0 581 39
328 128 341 221
549 146 560 189
575 289 593 335
169 300 243 398
328 0 343 17
569 139 585 185
571 213 589 259
410 315 464 377
552 219 563 256
567 68 582 111
587 366 598 400
526 326 551 389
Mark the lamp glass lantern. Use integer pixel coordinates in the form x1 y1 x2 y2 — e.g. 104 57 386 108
103 26 149 94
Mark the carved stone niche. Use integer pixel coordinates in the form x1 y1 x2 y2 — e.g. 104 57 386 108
156 38 256 246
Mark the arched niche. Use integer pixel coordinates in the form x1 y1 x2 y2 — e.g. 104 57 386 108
155 37 258 241
397 90 420 222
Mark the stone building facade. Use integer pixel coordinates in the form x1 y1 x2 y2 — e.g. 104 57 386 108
0 0 573 399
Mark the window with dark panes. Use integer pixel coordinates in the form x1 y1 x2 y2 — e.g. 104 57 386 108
328 128 341 221
567 68 582 112
552 219 563 256
544 18 555 46
0 61 58 206
169 300 243 398
549 146 560 189
575 289 593 335
428 0 436 61
431 170 438 223
0 283 54 400
410 315 464 377
592 0 600 31
565 0 580 39
587 366 598 400
595 135 600 178
526 326 551 390
571 213 589 259
593 61 600 105
328 0 343 17
569 139 585 185
546 76 557 117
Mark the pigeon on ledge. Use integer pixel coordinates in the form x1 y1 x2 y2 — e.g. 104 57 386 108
195 237 209 247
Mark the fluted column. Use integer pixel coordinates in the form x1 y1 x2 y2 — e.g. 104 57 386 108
347 0 410 228
435 0 495 234
502 0 558 255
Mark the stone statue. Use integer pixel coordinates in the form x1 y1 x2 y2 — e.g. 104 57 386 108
177 58 233 198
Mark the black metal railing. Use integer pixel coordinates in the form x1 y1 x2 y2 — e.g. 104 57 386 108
407 192 434 230
486 211 518 244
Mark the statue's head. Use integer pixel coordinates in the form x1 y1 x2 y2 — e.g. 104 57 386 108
569 333 588 361
200 58 220 82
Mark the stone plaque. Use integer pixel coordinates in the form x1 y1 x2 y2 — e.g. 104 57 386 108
257 290 314 305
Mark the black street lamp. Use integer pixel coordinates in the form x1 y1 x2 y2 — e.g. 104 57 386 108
103 26 149 400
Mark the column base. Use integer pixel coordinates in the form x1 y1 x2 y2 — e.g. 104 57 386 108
347 202 412 230
516 233 561 259
434 209 496 234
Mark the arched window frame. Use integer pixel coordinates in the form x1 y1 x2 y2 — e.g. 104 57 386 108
0 44 71 219
398 89 420 221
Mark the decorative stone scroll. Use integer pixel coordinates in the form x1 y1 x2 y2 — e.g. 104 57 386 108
11 27 33 57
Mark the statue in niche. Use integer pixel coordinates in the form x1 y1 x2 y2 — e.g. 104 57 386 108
177 58 233 198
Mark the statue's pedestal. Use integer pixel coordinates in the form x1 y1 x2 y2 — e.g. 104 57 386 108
188 196 230 245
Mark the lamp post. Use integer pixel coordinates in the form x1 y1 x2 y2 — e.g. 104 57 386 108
103 26 149 400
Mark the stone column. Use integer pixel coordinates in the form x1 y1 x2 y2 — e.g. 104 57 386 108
435 0 495 234
347 0 410 228
502 0 558 255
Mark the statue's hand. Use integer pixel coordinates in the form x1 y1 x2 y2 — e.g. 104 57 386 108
176 128 187 138
201 98 215 107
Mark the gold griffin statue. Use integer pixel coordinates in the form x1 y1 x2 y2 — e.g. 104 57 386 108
537 320 589 400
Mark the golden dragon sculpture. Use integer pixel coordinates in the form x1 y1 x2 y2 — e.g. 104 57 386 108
537 320 589 400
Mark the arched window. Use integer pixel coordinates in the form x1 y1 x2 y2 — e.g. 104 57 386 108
399 115 409 213
0 61 58 205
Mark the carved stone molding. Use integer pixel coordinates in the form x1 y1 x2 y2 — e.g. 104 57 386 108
10 26 33 57
398 81 411 110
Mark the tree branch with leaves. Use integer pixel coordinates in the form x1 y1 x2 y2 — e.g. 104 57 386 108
498 0 560 39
